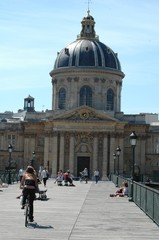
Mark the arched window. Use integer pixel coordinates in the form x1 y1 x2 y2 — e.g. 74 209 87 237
106 89 114 110
80 85 92 107
58 88 66 109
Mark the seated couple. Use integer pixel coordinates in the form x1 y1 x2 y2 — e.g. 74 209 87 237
55 170 75 186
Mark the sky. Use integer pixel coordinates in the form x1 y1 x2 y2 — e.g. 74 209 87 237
0 0 159 115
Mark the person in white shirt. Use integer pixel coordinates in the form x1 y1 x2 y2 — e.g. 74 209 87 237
80 168 88 183
41 167 48 187
19 168 25 182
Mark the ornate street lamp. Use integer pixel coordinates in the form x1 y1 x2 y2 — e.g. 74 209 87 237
30 151 36 167
113 153 116 174
129 131 137 201
116 146 121 175
115 146 121 187
8 144 13 184
130 131 137 181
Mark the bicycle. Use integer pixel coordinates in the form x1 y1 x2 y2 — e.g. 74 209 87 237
79 172 88 184
24 196 30 227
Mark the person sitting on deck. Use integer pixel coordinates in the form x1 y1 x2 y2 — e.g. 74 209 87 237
110 181 128 197
63 170 75 186
54 170 64 185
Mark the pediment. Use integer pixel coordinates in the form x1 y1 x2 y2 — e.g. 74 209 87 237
52 106 119 122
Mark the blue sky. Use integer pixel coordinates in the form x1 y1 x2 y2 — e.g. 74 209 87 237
0 0 159 115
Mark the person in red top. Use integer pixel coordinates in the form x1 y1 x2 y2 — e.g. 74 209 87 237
63 170 75 186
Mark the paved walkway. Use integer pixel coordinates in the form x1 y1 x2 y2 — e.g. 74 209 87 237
0 179 159 240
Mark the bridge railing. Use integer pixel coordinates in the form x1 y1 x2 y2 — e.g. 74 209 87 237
0 170 19 184
110 174 159 226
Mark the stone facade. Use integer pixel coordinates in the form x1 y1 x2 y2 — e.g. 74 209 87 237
50 70 124 113
0 108 159 179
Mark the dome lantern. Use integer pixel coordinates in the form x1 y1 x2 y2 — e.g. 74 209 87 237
78 9 98 40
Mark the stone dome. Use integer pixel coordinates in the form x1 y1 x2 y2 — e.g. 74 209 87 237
53 10 121 71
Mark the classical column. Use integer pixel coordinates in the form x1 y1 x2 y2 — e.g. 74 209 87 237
118 82 122 112
24 137 30 166
59 132 65 171
118 136 124 174
23 134 35 167
69 133 75 173
92 134 98 172
51 132 58 177
109 134 115 174
44 135 49 168
102 134 108 180
52 79 57 110
1 134 5 149
67 78 71 109
18 135 23 150
116 81 122 112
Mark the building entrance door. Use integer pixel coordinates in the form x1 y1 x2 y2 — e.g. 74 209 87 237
77 156 90 177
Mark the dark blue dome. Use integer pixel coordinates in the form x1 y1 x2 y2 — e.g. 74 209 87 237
54 39 121 71
53 10 122 72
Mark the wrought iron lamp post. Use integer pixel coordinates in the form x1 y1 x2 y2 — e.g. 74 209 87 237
130 131 137 181
116 146 121 175
8 144 13 184
113 153 116 174
30 151 36 167
129 131 137 201
116 146 121 186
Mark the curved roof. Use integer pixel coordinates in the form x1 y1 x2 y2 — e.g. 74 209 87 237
54 39 121 70
53 10 122 72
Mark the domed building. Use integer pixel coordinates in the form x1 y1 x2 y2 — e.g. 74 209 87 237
50 10 124 114
46 10 158 179
0 10 159 181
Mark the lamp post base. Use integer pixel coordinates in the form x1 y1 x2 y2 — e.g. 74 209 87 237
128 181 133 202
115 176 118 187
8 171 11 184
128 197 133 202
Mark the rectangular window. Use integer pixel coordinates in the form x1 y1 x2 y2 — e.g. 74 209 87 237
154 137 159 154
7 134 16 148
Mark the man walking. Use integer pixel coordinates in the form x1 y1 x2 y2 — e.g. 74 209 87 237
41 167 48 187
94 169 99 183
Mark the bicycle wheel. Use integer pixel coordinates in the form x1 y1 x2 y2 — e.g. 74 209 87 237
25 203 30 227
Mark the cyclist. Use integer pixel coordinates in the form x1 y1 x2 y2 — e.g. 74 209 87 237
20 165 38 222
80 168 88 183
